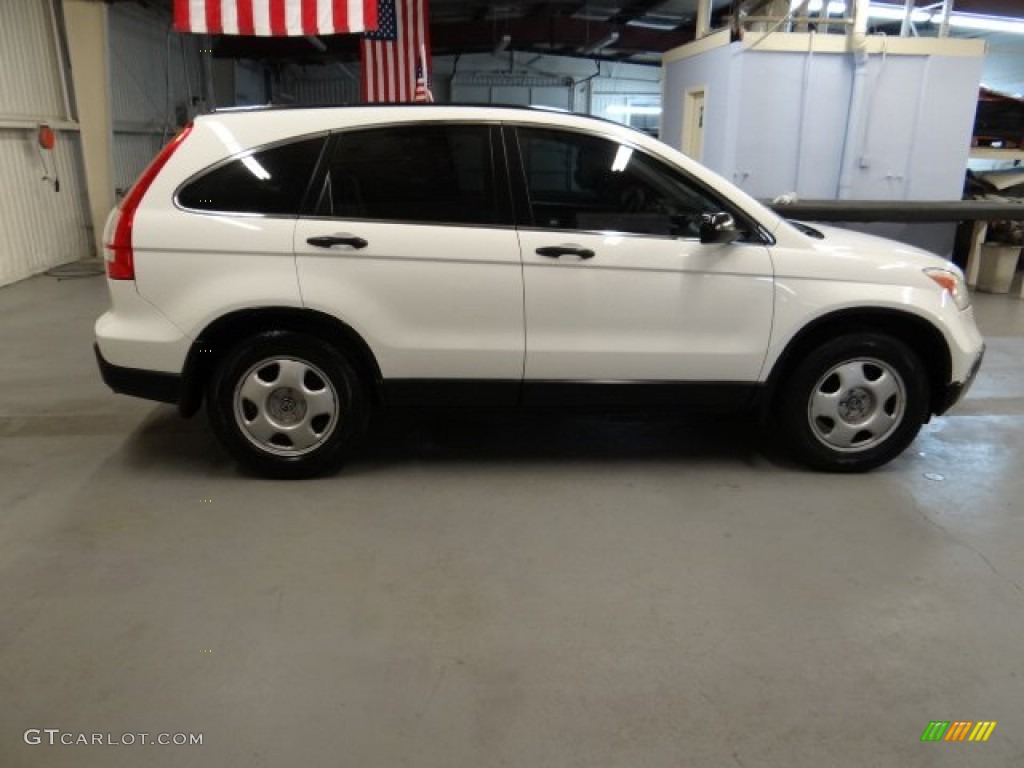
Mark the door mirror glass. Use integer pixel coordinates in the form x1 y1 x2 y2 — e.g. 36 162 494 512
699 212 740 244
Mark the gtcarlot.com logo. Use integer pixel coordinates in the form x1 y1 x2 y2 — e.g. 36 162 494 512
24 729 203 747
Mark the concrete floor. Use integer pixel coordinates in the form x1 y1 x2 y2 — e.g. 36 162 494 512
1 272 1022 768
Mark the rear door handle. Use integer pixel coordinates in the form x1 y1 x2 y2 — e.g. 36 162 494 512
535 245 595 260
306 234 368 250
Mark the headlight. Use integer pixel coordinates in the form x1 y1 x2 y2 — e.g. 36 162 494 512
924 268 971 310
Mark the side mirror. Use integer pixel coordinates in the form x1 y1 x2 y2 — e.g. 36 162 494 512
699 212 741 245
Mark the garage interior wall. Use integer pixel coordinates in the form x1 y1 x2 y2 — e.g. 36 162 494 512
437 53 661 129
278 65 360 105
0 0 90 287
277 65 360 105
108 3 204 197
275 53 661 130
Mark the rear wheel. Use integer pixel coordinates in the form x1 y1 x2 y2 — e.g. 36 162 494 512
207 332 368 478
779 334 929 472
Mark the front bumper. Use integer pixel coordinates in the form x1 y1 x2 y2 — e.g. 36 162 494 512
94 344 182 404
935 343 985 416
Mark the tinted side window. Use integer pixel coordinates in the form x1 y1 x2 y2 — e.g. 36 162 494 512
314 125 501 225
178 136 325 215
517 127 727 238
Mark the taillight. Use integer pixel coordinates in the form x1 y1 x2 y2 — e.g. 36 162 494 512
106 123 194 280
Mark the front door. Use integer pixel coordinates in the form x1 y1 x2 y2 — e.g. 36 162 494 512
510 126 774 406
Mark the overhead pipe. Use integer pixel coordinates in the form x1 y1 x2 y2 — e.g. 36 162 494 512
938 0 953 37
696 0 712 38
794 31 816 195
837 0 869 199
900 0 914 37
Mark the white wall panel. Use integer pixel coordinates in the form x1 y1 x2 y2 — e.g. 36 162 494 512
0 0 66 121
0 129 90 285
0 0 89 285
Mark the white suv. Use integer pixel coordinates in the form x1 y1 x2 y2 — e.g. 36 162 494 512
94 105 984 478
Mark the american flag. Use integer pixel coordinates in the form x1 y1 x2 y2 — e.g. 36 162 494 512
413 56 434 103
360 0 433 103
173 0 379 36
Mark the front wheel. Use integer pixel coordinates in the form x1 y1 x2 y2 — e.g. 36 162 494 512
779 334 929 472
206 332 368 478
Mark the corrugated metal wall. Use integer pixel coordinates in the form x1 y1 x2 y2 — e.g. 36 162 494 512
111 133 165 197
109 3 203 194
286 71 360 106
0 130 90 286
0 0 66 120
0 0 89 286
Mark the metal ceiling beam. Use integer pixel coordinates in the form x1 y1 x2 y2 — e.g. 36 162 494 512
214 15 693 62
430 16 693 55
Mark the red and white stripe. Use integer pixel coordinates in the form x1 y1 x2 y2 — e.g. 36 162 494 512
360 0 431 103
174 0 378 36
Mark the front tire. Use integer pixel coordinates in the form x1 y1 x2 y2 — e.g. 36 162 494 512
206 332 368 478
779 334 929 472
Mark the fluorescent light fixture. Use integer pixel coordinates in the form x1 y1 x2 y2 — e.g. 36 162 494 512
865 3 1024 33
791 0 847 13
626 14 680 30
946 12 1024 34
864 3 930 23
611 146 633 172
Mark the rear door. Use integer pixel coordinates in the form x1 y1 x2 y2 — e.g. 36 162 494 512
294 123 524 405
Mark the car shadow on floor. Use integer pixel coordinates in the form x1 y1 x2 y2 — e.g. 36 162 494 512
363 408 769 462
116 404 795 477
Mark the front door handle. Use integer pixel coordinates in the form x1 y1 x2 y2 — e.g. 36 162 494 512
306 234 368 250
535 245 595 260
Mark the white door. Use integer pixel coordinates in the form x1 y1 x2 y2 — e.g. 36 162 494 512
512 127 773 394
683 88 705 162
294 124 524 401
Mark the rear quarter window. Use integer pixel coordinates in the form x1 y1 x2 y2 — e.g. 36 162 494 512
177 135 326 215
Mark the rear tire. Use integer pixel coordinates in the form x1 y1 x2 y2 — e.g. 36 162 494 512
779 334 929 472
206 331 368 479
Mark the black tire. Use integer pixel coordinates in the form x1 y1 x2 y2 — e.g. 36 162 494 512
779 333 929 472
206 331 368 479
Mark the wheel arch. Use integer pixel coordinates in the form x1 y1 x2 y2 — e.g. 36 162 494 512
762 308 952 421
179 307 383 417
